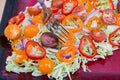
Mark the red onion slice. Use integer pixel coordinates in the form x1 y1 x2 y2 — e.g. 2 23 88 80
15 42 22 48
82 28 90 34
28 20 34 24
61 45 79 59
84 9 99 25
62 52 71 59
21 39 28 49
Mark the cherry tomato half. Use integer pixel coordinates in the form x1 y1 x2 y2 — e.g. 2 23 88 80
14 52 28 64
4 24 21 40
27 7 41 16
54 14 65 22
90 30 106 42
24 24 39 39
102 9 116 25
116 13 120 26
38 58 54 74
51 0 64 9
72 5 87 21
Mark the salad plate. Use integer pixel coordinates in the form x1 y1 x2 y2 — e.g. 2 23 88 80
0 0 120 80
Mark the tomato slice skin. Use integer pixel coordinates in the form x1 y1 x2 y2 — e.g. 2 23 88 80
24 24 39 39
51 0 64 9
4 24 21 40
14 52 28 64
90 30 106 42
27 7 41 16
108 28 120 47
78 35 97 58
38 58 54 74
25 40 46 60
102 9 116 25
48 7 59 13
72 5 87 21
116 13 120 26
54 14 65 22
32 13 43 25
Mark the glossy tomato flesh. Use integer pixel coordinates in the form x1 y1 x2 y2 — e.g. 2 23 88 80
38 58 54 74
90 30 106 42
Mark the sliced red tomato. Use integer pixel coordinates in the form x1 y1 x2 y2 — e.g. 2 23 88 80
90 30 106 42
47 7 59 13
50 7 59 13
72 5 87 21
24 24 39 39
51 0 64 9
4 24 21 40
102 9 116 25
54 14 65 22
27 7 41 16
32 13 43 25
25 40 46 60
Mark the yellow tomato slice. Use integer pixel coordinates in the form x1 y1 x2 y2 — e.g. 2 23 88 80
4 24 21 40
38 58 54 74
24 24 39 38
116 14 120 26
32 13 43 25
14 52 28 64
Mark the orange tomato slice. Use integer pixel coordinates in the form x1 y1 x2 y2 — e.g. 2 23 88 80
116 13 120 26
32 13 43 25
4 24 21 40
14 51 28 64
24 24 39 38
38 58 54 74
